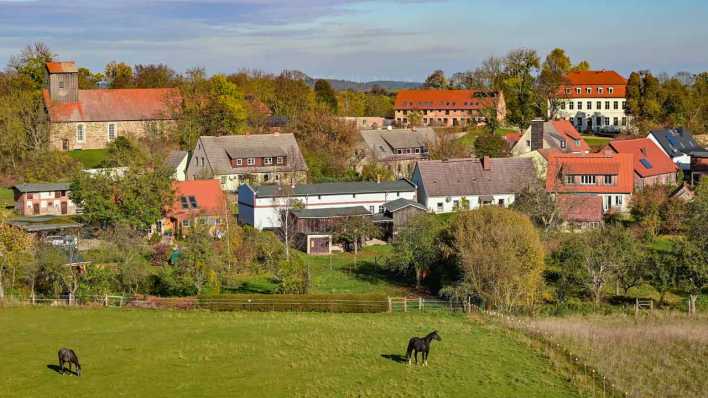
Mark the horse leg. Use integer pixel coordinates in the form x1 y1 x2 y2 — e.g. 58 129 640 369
59 360 64 375
424 350 429 367
414 350 419 365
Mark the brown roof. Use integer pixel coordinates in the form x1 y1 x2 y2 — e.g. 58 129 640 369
198 133 307 175
557 195 604 223
43 88 180 122
394 89 498 110
360 128 436 161
415 157 535 197
546 153 634 193
559 70 627 98
607 138 678 178
46 61 78 73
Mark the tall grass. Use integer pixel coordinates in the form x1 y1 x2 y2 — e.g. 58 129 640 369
519 312 708 398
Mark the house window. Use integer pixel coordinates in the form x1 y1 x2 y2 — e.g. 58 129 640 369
560 102 565 110
587 101 592 110
615 195 623 206
613 117 619 126
621 117 627 126
604 175 613 185
569 101 574 110
107 123 117 141
605 101 610 110
613 101 619 110
247 158 255 166
575 139 580 146
378 205 384 213
586 87 592 94
220 176 226 184
369 206 375 214
26 193 33 200
565 175 574 184
621 101 626 109
436 202 443 212
264 157 273 165
608 87 614 94
397 149 403 154
598 87 604 94
415 148 421 154
565 88 571 95
580 175 596 185
352 194 356 198
604 117 610 125
498 198 505 206
596 101 602 109
596 116 603 126
182 219 191 228
526 140 531 147
59 81 65 89
276 156 284 165
575 87 581 94
236 159 243 166
453 200 459 208
576 117 583 127
560 139 567 149
577 101 582 110
263 174 270 182
76 125 85 143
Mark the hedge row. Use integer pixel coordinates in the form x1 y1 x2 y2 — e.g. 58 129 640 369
196 293 389 313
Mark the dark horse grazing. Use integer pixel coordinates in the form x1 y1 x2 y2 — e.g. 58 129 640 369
58 348 81 376
406 330 441 366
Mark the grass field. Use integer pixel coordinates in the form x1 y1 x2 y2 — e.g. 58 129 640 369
580 135 611 151
519 313 708 398
68 149 109 169
0 187 13 208
0 307 581 398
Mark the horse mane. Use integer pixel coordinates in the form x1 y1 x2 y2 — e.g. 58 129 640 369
425 330 438 339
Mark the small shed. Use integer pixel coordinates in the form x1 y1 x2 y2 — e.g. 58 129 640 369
290 206 372 255
380 198 427 240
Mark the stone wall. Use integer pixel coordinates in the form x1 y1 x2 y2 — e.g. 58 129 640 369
49 119 175 150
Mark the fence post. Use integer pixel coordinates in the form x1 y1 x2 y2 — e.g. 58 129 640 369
387 297 392 313
104 294 109 307
467 296 471 313
119 296 124 307
634 298 639 317
418 297 423 311
403 298 407 312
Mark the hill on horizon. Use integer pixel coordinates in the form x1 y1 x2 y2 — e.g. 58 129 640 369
284 70 421 92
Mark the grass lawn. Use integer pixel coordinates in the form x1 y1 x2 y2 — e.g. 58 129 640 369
580 135 611 151
0 187 13 208
68 149 109 169
0 307 581 398
456 126 519 149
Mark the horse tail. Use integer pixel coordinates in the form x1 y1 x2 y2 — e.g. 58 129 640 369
405 339 414 359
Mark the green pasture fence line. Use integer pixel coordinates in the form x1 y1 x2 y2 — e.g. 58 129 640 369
387 297 471 313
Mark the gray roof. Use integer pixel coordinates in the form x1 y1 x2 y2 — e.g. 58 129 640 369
165 150 188 170
198 133 307 175
383 198 427 212
6 217 81 233
650 128 703 157
14 182 71 193
291 206 371 219
360 128 436 161
255 179 416 198
415 157 535 197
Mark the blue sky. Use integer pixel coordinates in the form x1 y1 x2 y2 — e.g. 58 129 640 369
0 0 706 81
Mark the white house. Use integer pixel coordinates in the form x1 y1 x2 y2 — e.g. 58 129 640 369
411 157 536 214
238 179 418 230
647 128 704 172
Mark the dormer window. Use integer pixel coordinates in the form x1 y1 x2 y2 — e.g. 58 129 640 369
560 139 567 149
415 148 421 154
608 87 614 94
575 87 581 94
598 87 604 94
604 175 614 185
247 158 255 166
580 175 596 185
565 88 571 95
276 156 284 165
236 159 243 166
264 157 273 165
586 87 592 94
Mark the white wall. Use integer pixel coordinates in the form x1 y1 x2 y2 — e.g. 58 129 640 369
554 98 629 132
424 194 516 214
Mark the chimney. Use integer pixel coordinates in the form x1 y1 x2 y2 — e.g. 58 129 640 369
482 156 492 171
46 61 79 104
530 119 544 151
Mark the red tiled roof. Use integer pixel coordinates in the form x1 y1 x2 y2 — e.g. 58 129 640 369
394 89 497 110
549 119 590 152
559 70 626 98
43 88 180 123
169 180 226 221
46 61 78 73
557 195 604 223
546 153 634 193
607 138 678 178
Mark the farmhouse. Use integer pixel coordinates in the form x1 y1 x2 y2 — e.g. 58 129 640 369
546 152 634 213
153 180 227 239
647 128 704 171
411 157 535 214
43 61 179 151
358 127 436 178
512 119 590 156
237 179 417 230
394 89 506 127
13 182 77 216
602 138 678 189
186 133 308 191
551 70 630 134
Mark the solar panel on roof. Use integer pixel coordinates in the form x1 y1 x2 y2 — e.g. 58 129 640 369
666 135 678 146
639 159 653 169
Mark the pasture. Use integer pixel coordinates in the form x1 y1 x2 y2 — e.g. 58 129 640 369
0 307 581 398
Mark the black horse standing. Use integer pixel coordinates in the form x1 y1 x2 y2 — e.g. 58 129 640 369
406 330 441 366
58 348 81 376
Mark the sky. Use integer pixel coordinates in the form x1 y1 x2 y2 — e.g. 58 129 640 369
0 0 707 82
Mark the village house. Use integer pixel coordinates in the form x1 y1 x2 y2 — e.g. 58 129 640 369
551 70 630 134
237 179 417 230
394 89 506 127
512 119 590 156
166 150 189 181
43 61 179 151
289 206 373 255
546 153 634 213
647 128 704 172
411 157 535 214
339 117 391 130
358 127 436 178
377 198 427 240
556 195 604 231
186 133 308 191
602 138 678 189
153 180 227 239
13 182 77 217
